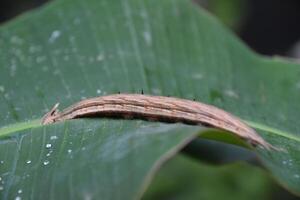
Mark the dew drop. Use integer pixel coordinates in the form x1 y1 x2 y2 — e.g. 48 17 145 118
46 144 52 148
151 88 161 95
0 86 5 93
71 47 78 53
86 128 93 132
64 55 69 61
96 89 102 94
15 196 21 200
10 63 17 77
4 93 9 99
191 73 203 80
96 53 105 61
10 35 23 45
50 135 58 140
42 66 49 72
296 81 300 89
224 90 239 99
26 160 31 164
53 69 60 75
29 45 42 53
67 149 72 154
282 160 287 165
143 31 152 46
48 30 61 43
18 189 22 194
43 160 50 166
36 56 46 63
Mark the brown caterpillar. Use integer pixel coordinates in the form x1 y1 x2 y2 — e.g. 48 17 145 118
42 94 275 150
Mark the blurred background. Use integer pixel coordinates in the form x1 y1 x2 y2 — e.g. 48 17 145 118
1 0 300 58
1 0 300 199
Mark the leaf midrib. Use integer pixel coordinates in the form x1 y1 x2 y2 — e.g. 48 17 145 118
0 119 299 143
0 120 41 137
245 120 300 142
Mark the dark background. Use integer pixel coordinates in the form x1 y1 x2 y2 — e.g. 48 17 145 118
1 0 300 56
238 0 300 56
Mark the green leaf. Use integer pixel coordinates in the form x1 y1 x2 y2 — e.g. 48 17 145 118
0 0 300 198
0 120 199 199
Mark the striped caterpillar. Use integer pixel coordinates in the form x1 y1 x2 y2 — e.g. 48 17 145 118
42 94 275 150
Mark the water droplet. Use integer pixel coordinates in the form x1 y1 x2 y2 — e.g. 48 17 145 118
64 55 69 61
10 36 24 45
282 160 287 165
296 81 300 89
294 174 300 179
224 90 239 99
50 135 58 140
0 161 4 164
4 93 9 99
43 160 50 166
71 47 78 53
96 53 105 61
53 69 60 75
0 186 3 190
81 147 86 151
10 63 17 77
42 66 49 72
151 88 161 95
0 177 2 181
26 160 31 164
48 30 61 43
15 196 21 200
143 31 152 46
67 149 72 153
29 45 42 53
96 89 102 94
0 86 5 93
18 189 22 194
191 73 203 80
36 56 46 63
46 144 52 148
